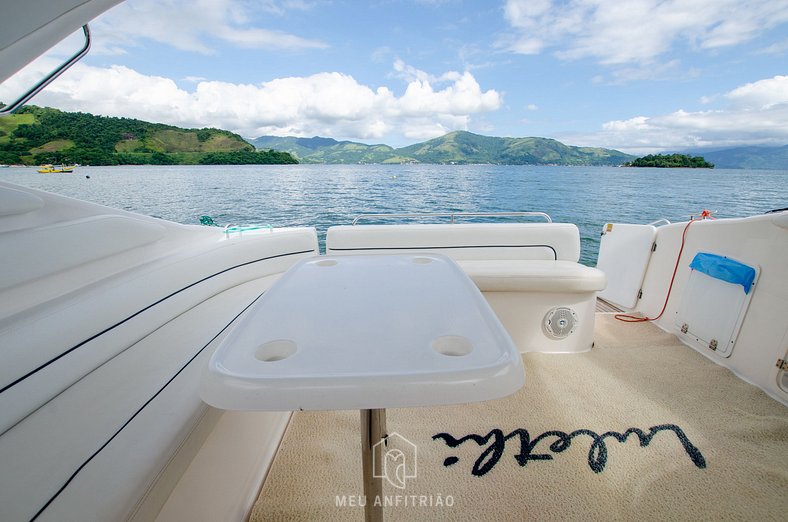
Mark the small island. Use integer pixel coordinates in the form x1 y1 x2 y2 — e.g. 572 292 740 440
624 153 714 168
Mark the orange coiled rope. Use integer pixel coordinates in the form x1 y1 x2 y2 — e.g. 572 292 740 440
614 210 715 323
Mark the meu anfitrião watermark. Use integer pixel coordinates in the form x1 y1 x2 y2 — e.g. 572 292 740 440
335 432 455 510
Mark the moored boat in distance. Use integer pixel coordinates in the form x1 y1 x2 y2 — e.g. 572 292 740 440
0 1 786 521
37 164 76 173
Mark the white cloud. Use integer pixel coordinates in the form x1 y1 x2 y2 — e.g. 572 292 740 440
757 38 788 55
502 0 788 65
0 59 502 143
393 59 463 84
90 0 327 55
397 70 501 116
556 76 788 153
393 59 434 83
726 75 788 109
593 60 688 85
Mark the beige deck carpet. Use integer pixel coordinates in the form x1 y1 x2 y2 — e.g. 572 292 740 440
251 315 788 521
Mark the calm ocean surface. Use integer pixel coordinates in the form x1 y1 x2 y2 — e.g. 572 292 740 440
4 164 786 265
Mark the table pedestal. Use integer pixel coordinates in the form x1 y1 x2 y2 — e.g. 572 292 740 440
361 408 387 522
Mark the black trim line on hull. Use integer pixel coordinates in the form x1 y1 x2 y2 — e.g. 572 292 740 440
29 292 266 521
1 249 313 397
327 244 559 260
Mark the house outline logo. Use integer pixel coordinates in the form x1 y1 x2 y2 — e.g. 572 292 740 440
372 432 417 489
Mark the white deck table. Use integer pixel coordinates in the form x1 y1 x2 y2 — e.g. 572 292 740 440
200 253 524 521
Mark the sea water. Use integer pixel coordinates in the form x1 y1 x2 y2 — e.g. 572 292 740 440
4 164 786 265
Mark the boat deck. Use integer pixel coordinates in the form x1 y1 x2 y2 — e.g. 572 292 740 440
595 297 624 313
251 314 788 521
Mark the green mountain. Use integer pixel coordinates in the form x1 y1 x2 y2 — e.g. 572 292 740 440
397 131 632 165
252 136 409 164
683 146 788 170
0 106 296 165
251 131 633 165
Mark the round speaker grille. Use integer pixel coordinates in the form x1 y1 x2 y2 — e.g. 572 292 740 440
543 307 578 339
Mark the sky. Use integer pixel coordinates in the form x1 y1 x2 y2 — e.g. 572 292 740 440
2 0 788 153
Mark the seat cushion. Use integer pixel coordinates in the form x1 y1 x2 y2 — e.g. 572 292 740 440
326 223 581 261
456 260 607 293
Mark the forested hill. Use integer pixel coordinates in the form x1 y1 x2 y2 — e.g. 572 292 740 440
251 131 633 165
0 106 296 165
624 154 713 168
397 131 633 165
251 135 405 164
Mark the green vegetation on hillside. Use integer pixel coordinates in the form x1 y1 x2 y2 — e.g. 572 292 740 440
199 150 297 165
252 131 633 165
0 106 297 165
624 154 714 168
397 131 632 165
251 135 398 164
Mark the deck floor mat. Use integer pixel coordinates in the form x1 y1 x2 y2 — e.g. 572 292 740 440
251 315 788 521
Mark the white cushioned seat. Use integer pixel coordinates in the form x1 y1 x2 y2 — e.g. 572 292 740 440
0 185 44 216
457 260 607 293
327 223 581 261
0 215 166 291
325 222 605 354
0 228 318 521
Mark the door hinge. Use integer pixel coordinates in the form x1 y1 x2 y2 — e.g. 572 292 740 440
777 359 788 371
651 242 657 252
637 289 643 299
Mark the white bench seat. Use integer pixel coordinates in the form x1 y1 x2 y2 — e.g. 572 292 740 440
0 277 289 522
326 223 581 260
0 187 318 522
457 260 606 293
326 222 606 354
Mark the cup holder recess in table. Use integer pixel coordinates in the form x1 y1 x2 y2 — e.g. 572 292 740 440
255 339 297 362
432 335 473 357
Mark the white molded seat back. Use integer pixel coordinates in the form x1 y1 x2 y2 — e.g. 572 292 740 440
326 223 581 261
